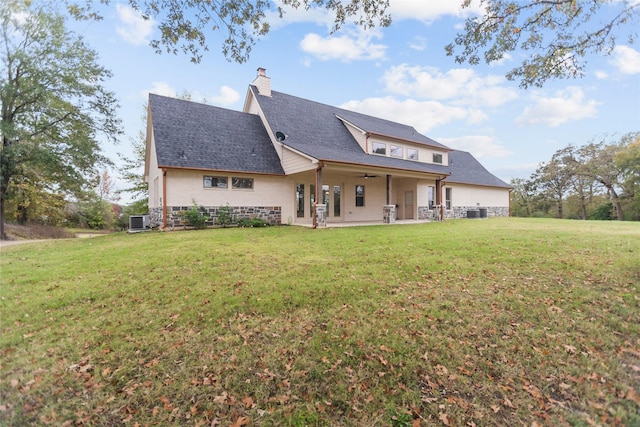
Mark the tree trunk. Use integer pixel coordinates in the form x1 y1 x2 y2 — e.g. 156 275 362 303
0 195 6 240
611 190 624 221
602 182 624 221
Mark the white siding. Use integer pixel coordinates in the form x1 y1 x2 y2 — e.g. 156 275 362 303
282 148 317 174
341 121 367 151
367 135 449 166
449 184 510 208
165 169 295 220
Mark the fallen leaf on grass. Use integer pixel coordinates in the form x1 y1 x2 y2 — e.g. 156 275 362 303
230 416 250 427
241 396 254 408
439 412 450 426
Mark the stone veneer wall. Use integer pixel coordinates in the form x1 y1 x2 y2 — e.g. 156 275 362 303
418 206 509 221
149 206 282 228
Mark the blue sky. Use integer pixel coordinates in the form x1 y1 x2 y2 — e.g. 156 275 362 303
68 1 640 201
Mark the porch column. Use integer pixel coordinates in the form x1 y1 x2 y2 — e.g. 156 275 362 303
315 204 327 227
435 178 444 221
383 205 396 224
313 165 323 228
386 174 391 205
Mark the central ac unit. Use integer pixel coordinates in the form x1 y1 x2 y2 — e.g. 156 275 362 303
129 214 150 232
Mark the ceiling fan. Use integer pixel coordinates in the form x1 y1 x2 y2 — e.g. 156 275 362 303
358 173 380 179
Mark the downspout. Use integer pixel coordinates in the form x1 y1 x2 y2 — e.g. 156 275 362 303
313 163 323 229
162 169 167 229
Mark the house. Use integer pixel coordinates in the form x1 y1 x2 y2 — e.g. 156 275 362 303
145 68 511 228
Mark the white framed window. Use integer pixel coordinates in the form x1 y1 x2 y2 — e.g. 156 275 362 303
232 177 253 189
372 142 386 155
390 145 403 158
407 148 418 161
445 187 452 210
433 153 443 164
204 176 228 188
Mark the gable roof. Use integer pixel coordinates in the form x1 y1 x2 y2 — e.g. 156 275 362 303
149 93 284 175
335 110 449 150
447 151 511 188
252 87 452 175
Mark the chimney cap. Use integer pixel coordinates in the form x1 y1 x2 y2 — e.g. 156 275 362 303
257 67 267 77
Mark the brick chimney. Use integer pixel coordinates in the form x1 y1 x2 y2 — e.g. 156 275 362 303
252 67 271 97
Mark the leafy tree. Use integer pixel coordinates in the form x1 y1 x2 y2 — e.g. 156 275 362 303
614 133 640 219
0 0 120 239
72 1 638 87
509 177 537 217
580 139 627 221
447 0 640 88
532 150 573 218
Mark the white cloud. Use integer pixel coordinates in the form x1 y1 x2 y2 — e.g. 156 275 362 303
382 64 518 108
409 36 427 51
488 52 512 67
300 28 386 62
115 4 155 46
388 0 483 22
611 45 640 75
210 85 240 106
437 135 512 159
141 83 239 106
340 97 484 134
263 0 334 30
145 82 176 98
516 87 600 127
594 70 609 80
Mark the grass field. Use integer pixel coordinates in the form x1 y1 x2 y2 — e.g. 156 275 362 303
1 218 638 426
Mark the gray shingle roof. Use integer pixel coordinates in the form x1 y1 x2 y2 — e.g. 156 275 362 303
253 87 452 175
149 93 284 175
447 151 511 188
335 110 449 150
149 90 510 189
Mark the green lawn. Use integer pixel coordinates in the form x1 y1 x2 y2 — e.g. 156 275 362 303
1 218 638 426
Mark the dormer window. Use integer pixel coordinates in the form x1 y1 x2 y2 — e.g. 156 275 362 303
433 153 443 164
372 142 386 155
390 145 402 158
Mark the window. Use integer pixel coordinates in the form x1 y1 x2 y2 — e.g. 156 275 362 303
390 145 403 158
204 176 228 188
407 148 418 161
355 185 365 207
310 184 316 213
428 186 435 209
232 177 253 189
333 185 341 216
322 184 330 213
433 153 443 164
372 142 386 155
445 187 452 210
296 184 304 218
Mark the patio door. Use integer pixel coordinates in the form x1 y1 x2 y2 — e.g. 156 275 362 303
322 184 342 218
404 191 414 219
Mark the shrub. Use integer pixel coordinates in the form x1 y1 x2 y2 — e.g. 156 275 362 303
237 217 268 228
216 205 234 227
589 202 614 220
179 202 209 229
